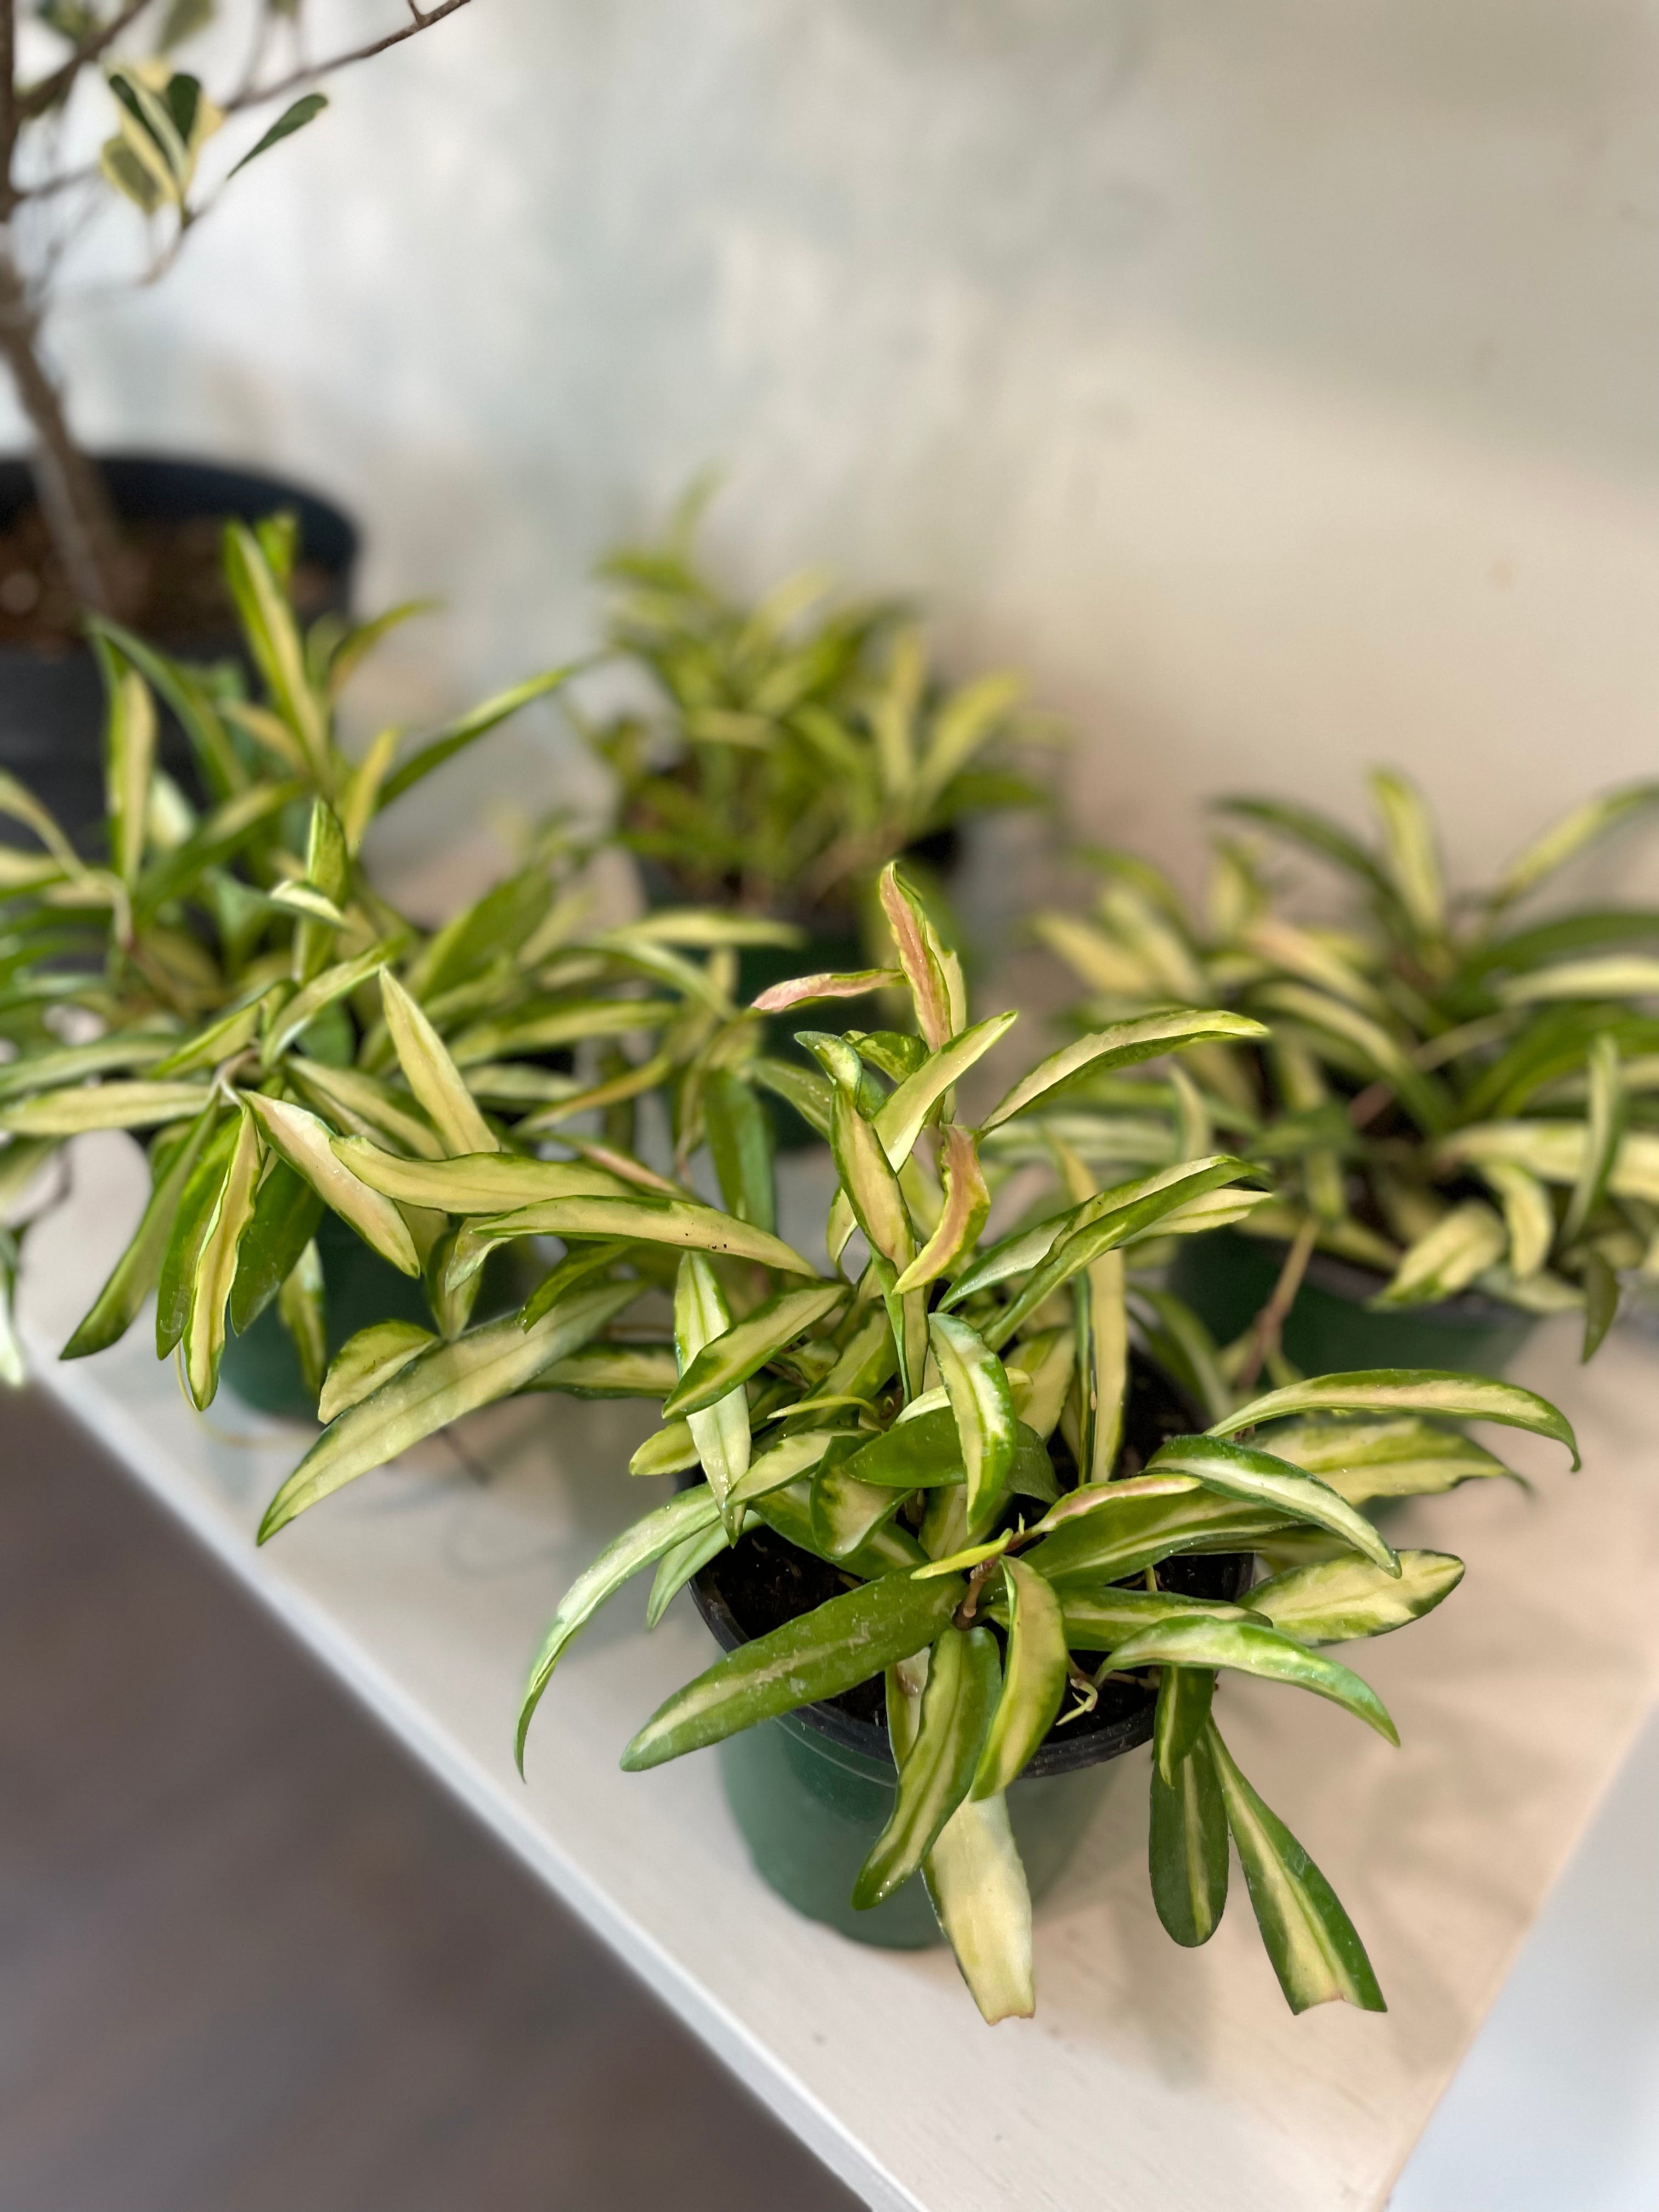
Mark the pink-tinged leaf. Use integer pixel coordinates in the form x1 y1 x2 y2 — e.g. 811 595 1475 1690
751 968 901 1014
878 864 962 1049
894 1126 989 1292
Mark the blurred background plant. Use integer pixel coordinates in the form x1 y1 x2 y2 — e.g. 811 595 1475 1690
1035 769 1659 1380
0 0 476 625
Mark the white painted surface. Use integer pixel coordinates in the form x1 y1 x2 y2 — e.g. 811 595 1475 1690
8 0 1656 902
21 1131 1659 2211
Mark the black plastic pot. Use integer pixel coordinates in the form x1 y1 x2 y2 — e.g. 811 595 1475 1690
1166 1227 1536 1381
0 453 357 853
687 1352 1250 1946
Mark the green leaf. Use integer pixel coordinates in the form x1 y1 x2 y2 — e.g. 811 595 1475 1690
155 1116 241 1359
750 968 901 1013
1250 1549 1464 1646
971 1558 1067 1798
629 1420 702 1478
878 862 964 1050
674 1254 750 1532
1106 1615 1399 1743
227 90 326 178
853 1627 1001 1908
1369 769 1445 939
1153 1662 1216 1785
104 664 156 888
1252 982 1450 1132
518 1242 632 1330
517 1487 722 1767
1562 1031 1623 1244
261 944 394 1069
620 1569 966 1771
1497 954 1659 1006
893 1126 988 1293
811 1035 913 1270
261 1279 640 1540
180 1105 261 1407
228 1159 323 1334
222 523 327 776
62 1102 219 1359
920 1787 1034 2023
703 1067 775 1232
0 1079 211 1136
929 1311 1017 1538
726 1426 855 1505
1257 1417 1512 1504
245 1092 420 1277
0 1032 174 1101
1143 1435 1397 1572
1210 1368 1579 1468
378 970 497 1157
457 1192 816 1277
1580 1246 1620 1362
1213 795 1393 901
646 1516 731 1629
874 1012 1019 1165
1207 1723 1386 2014
276 1237 326 1399
1049 1585 1265 1649
379 665 583 804
150 993 270 1078
747 1056 833 1139
980 1011 1267 1132
1477 1161 1555 1281
317 1319 437 1424
1491 782 1659 909
663 1282 846 1418
528 1343 678 1398
1149 1716 1228 1948
330 1138 627 1215
1376 1201 1506 1307
810 1453 908 1560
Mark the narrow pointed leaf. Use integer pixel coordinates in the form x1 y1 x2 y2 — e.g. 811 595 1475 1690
1146 1435 1398 1574
854 1627 1001 1908
0 1080 211 1136
876 1012 1019 1165
245 1093 420 1277
62 1102 219 1359
922 1789 1034 2023
1153 1662 1216 1785
1250 1549 1464 1646
893 1126 988 1293
930 1311 1017 1537
459 1193 815 1276
331 1138 628 1215
704 1068 775 1233
981 1011 1267 1132
1261 1417 1511 1504
674 1254 751 1530
972 1558 1067 1798
1051 1586 1266 1649
156 1117 241 1359
751 968 900 1012
276 1239 327 1398
228 1160 323 1334
517 1487 722 1767
261 1279 639 1540
1210 1369 1579 1468
620 1570 967 1771
664 1283 847 1417
1149 1708 1228 1946
1208 1724 1386 2013
1107 1615 1399 1743
646 1517 731 1629
182 1106 262 1406
318 1319 437 1424
379 970 497 1156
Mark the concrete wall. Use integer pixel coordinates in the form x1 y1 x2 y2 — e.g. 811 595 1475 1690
18 0 1659 902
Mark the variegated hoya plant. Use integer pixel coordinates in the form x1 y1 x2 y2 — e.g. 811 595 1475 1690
252 863 1578 2023
0 517 766 1391
1037 769 1659 1370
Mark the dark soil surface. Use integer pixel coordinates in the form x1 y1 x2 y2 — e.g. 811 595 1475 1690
0 505 332 651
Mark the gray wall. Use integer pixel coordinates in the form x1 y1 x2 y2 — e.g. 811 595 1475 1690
18 0 1659 897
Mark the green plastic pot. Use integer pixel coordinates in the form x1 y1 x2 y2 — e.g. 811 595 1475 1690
218 1209 432 1419
690 1536 1248 1950
1166 1228 1536 1381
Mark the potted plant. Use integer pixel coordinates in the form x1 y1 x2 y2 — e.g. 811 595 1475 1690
1036 769 1659 1382
247 862 1577 2021
0 515 761 1410
0 0 479 839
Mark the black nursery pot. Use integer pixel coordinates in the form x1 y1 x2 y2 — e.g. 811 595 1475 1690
688 1351 1250 1948
0 453 357 852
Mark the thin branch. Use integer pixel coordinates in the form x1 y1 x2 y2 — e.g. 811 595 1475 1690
1233 1213 1318 1396
16 0 156 123
223 0 475 116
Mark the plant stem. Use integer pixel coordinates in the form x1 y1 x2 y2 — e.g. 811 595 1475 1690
0 242 132 615
1233 1214 1318 1396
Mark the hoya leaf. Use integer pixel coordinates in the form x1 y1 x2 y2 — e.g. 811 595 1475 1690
921 1788 1034 2023
1153 1661 1216 1786
62 1102 219 1359
317 1319 437 1424
1210 1369 1579 1468
1261 1417 1512 1505
1207 1723 1386 2014
260 1279 640 1539
331 1137 628 1215
646 1516 731 1629
878 863 963 1049
663 1282 846 1418
929 1311 1017 1538
853 1627 1001 1909
379 970 497 1156
379 666 582 806
726 1427 855 1505
180 1105 261 1407
703 1067 776 1233
245 1092 420 1277
971 1558 1067 1798
228 1159 323 1334
1144 1435 1399 1575
458 1193 815 1277
1105 1615 1400 1743
1250 1549 1464 1646
517 1486 722 1767
1149 1716 1228 1948
980 1010 1267 1132
674 1254 751 1532
750 968 900 1013
227 90 327 177
620 1570 967 1771
893 1126 988 1293
0 1079 211 1136
155 1116 241 1360
1375 1201 1506 1307
276 1239 326 1398
875 1012 1020 1166
1051 1587 1266 1651
810 1455 908 1560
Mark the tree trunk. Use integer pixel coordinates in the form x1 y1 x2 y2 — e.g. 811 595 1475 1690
0 241 134 618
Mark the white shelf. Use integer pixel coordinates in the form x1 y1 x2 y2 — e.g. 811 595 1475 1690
22 1132 1659 2212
